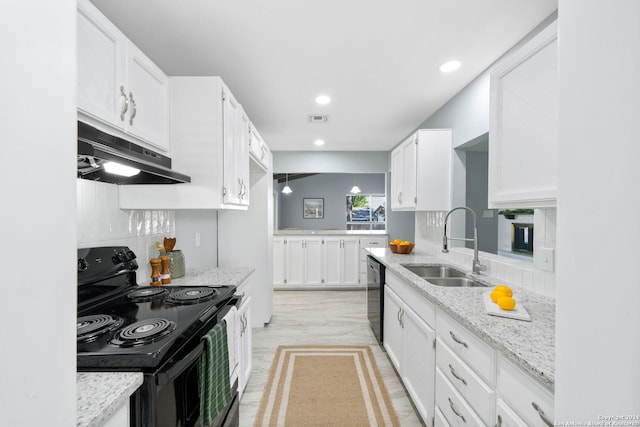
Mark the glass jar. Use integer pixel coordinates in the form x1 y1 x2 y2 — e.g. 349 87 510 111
168 250 185 278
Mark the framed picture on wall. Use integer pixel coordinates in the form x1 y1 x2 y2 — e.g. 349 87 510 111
303 198 324 219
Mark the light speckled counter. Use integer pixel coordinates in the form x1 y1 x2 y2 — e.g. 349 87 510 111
275 230 388 236
140 266 255 288
368 248 555 392
77 372 143 427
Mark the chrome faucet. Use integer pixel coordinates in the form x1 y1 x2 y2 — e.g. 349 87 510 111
442 206 487 274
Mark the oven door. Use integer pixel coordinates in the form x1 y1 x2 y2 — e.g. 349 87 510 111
131 305 238 427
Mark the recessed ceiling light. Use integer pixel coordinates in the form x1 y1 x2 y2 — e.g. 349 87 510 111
315 95 331 105
314 139 325 146
439 60 461 73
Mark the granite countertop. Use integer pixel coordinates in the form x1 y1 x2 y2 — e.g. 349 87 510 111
77 372 143 427
275 229 388 236
167 266 255 287
368 248 556 392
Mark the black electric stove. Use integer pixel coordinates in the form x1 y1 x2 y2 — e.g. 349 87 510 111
76 246 240 427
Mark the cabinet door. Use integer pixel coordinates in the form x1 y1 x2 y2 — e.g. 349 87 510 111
323 238 342 286
285 238 305 286
341 238 360 285
401 138 418 209
489 20 558 208
390 147 404 209
303 238 324 286
496 399 529 427
383 287 403 370
125 43 170 152
235 107 250 205
273 238 286 286
222 88 242 205
238 296 252 397
77 0 126 130
403 305 436 425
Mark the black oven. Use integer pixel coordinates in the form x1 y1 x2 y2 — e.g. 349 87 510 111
77 246 239 427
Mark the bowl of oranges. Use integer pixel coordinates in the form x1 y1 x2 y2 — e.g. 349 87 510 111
389 239 415 254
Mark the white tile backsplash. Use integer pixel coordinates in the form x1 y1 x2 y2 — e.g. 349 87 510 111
415 209 557 297
77 179 175 280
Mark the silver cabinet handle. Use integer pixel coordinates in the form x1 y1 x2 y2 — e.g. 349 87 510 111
119 86 129 121
397 307 402 325
495 414 502 427
398 191 403 204
448 397 466 423
400 308 405 328
129 91 137 125
448 363 467 385
449 330 469 348
531 402 553 427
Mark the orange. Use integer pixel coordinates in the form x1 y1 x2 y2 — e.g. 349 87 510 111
393 239 402 244
494 285 513 297
490 290 507 303
497 296 516 311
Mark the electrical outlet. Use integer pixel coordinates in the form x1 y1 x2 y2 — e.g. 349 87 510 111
195 232 201 247
537 247 555 272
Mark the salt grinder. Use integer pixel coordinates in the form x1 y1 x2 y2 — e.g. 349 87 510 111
150 258 162 286
160 255 171 284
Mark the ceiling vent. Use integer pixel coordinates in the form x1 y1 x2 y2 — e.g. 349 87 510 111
307 114 328 124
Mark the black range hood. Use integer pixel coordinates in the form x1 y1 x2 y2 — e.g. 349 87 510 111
77 121 191 185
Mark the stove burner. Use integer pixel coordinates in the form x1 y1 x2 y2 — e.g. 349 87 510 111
77 314 123 343
165 287 219 305
110 318 176 347
127 287 168 300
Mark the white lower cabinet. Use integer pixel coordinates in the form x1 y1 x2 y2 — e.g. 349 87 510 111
272 237 286 287
384 271 436 425
281 237 323 287
236 296 252 398
323 237 359 286
380 269 555 427
104 402 129 427
358 236 388 285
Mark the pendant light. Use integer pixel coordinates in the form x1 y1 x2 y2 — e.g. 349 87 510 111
282 173 292 194
350 174 361 194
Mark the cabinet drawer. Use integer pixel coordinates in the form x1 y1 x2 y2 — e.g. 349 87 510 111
437 309 496 385
435 368 484 427
386 271 435 326
498 356 554 427
436 339 495 425
434 405 452 427
496 399 529 427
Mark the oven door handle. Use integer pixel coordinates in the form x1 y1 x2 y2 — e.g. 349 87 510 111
156 342 204 385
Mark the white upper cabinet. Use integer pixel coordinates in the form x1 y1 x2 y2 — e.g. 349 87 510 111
249 124 271 172
489 20 558 208
119 76 257 210
390 129 452 211
77 0 169 153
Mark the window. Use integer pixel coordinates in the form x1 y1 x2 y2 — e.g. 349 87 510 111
346 194 386 231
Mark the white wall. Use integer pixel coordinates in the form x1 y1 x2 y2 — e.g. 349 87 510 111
0 1 77 425
555 0 640 417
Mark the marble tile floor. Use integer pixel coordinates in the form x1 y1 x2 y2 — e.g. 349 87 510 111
239 290 425 427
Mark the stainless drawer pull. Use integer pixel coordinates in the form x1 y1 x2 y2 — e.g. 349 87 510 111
448 363 467 385
531 402 553 427
449 330 469 348
448 397 466 423
495 414 502 427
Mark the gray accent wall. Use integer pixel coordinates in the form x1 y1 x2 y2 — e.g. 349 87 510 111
464 149 498 253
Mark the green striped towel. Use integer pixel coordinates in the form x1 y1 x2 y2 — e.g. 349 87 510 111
199 322 233 426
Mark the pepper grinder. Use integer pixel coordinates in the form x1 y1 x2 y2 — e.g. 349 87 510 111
160 255 171 285
150 258 162 286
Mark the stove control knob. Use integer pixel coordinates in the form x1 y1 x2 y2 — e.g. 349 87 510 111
126 250 137 260
78 257 88 272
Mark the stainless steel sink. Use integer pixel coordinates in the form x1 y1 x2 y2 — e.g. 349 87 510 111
401 264 466 278
424 277 488 288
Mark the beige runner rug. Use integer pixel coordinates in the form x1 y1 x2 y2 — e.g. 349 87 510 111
254 345 400 427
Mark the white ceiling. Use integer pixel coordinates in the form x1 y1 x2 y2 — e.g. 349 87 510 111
90 0 557 152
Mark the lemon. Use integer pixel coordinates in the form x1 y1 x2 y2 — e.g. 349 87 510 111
490 290 507 303
497 296 516 311
494 285 513 297
399 241 410 246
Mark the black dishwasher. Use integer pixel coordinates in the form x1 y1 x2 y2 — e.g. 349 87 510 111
366 255 385 344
